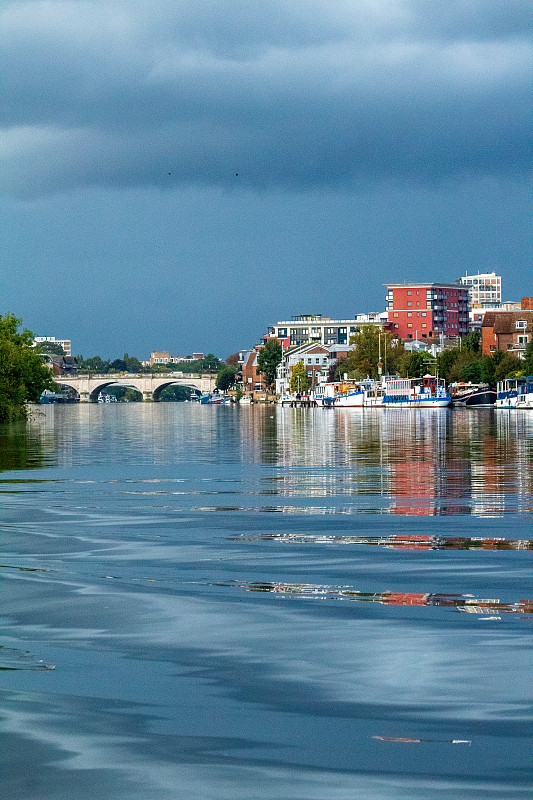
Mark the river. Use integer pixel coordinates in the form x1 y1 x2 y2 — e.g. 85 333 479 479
1 403 531 799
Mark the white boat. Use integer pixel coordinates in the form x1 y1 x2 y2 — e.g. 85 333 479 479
239 396 253 405
324 381 364 407
362 380 386 408
383 375 451 408
496 377 533 409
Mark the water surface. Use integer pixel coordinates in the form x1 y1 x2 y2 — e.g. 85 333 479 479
1 404 531 799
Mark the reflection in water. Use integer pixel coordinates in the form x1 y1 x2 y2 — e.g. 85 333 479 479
217 580 532 616
0 419 52 472
1 404 531 800
230 533 533 550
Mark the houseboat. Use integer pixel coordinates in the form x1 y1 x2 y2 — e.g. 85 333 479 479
324 381 365 407
496 377 533 409
451 383 496 407
383 375 451 408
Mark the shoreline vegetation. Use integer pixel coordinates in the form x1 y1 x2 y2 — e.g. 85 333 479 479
1 315 532 420
0 314 56 423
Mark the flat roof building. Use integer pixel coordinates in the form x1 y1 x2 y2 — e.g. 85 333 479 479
385 283 469 340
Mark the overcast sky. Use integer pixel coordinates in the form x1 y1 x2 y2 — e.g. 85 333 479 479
1 0 530 359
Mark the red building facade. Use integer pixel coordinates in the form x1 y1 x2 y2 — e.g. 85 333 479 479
385 282 469 340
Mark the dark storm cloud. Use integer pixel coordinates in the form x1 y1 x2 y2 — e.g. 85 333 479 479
1 0 530 197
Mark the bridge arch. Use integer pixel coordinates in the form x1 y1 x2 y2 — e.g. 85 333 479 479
151 381 202 402
88 380 143 402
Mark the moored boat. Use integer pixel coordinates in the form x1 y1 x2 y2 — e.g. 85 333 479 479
451 383 496 407
496 376 533 409
383 375 451 408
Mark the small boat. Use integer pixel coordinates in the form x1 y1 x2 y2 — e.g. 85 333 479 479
451 383 496 407
239 396 253 405
362 380 386 408
496 377 533 409
323 381 364 407
383 375 451 408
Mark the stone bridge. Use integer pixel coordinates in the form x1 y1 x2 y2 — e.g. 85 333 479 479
57 373 216 402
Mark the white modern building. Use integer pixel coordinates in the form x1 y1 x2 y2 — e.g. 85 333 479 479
266 313 388 349
34 336 72 356
459 272 501 309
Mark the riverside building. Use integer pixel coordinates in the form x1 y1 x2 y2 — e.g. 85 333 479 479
385 283 470 340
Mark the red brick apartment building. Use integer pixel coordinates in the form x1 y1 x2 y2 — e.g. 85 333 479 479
385 283 469 340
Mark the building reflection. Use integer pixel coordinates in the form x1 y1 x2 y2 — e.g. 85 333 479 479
218 579 532 617
256 407 533 518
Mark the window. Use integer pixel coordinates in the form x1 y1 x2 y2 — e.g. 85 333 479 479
394 324 399 329
422 333 427 338
407 301 412 307
407 323 413 328
422 323 426 328
516 320 527 329
393 313 398 318
407 290 412 295
422 312 426 317
408 334 412 338
518 335 529 345
315 358 320 364
416 302 420 307
407 312 412 317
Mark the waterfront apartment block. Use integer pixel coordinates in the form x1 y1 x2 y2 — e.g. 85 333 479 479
265 314 388 349
385 283 469 340
460 271 501 308
34 336 72 356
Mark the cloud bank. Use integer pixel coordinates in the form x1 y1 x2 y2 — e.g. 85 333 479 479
1 0 530 197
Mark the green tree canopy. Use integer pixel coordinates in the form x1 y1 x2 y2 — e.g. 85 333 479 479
494 353 522 381
461 330 481 353
340 326 405 379
398 351 436 379
257 339 282 391
37 341 66 355
522 340 533 376
78 356 111 373
215 365 237 391
123 353 144 373
290 360 310 393
0 314 56 422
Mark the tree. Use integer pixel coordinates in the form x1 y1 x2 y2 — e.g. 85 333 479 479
0 313 56 422
78 356 110 373
123 353 143 373
438 347 461 382
290 360 310 393
522 339 533 376
461 330 481 353
37 341 65 356
158 385 192 402
398 351 436 379
257 339 282 391
340 326 404 379
109 359 128 373
215 365 237 391
494 353 522 382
